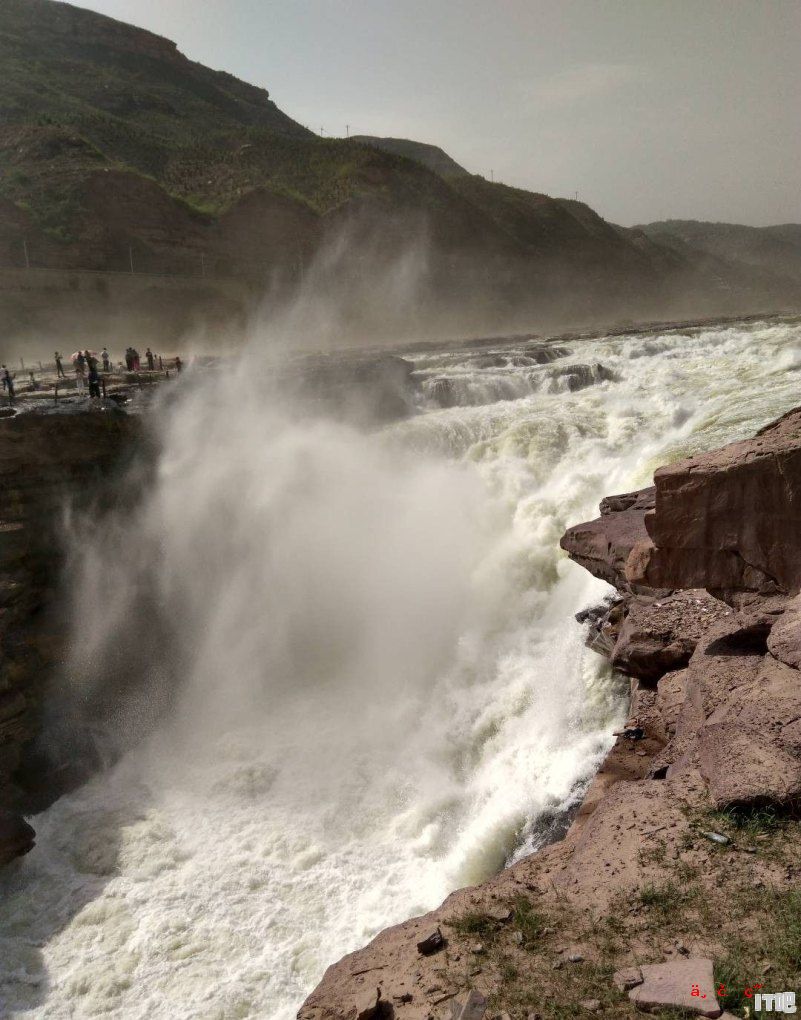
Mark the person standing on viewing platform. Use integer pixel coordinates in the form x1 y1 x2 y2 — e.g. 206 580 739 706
87 357 101 399
102 348 110 372
55 352 66 378
174 355 183 373
146 348 155 372
74 351 86 388
1 365 14 402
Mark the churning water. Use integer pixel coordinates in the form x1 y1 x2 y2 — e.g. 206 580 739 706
2 317 801 1019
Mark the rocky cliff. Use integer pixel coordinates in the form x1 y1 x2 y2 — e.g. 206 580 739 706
301 408 801 1020
0 408 142 867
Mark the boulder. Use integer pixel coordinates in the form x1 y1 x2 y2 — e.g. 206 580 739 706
766 592 801 668
613 966 643 992
627 958 720 1017
655 669 689 740
698 722 801 809
611 591 731 682
0 811 35 866
547 362 616 392
576 595 625 657
416 928 445 955
353 987 384 1020
628 407 801 595
560 487 656 591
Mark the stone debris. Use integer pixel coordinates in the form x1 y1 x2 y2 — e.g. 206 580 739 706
416 928 445 956
354 986 383 1020
626 958 721 1018
579 1000 601 1012
567 953 584 963
450 990 487 1020
613 966 643 992
486 905 514 923
699 830 730 845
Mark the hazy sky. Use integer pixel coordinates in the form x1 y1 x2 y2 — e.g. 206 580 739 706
75 0 800 227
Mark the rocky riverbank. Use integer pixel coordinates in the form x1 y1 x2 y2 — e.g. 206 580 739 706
300 407 801 1020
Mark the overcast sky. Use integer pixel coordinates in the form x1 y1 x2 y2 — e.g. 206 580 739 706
75 0 800 227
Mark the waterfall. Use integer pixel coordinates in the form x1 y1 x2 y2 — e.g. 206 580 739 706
2 317 800 1019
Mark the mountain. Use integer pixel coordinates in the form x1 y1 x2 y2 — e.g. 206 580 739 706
0 0 798 344
637 220 801 285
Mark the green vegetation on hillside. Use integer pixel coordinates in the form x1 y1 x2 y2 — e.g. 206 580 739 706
0 0 797 323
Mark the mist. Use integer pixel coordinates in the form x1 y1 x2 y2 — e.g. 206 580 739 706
6 232 801 1017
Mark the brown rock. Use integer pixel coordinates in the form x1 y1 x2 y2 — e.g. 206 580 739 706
354 987 382 1020
655 669 689 739
767 593 801 668
628 407 801 595
416 928 445 955
698 722 801 809
611 591 729 682
559 487 655 590
613 966 643 992
628 958 720 1017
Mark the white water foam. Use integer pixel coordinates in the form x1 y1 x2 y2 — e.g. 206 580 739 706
1 317 801 1019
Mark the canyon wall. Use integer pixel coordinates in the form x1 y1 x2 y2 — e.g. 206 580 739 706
0 409 142 866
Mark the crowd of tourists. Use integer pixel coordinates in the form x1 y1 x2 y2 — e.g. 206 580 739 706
1 347 183 404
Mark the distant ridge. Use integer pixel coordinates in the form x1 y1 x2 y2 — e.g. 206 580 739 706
637 220 801 283
349 136 469 177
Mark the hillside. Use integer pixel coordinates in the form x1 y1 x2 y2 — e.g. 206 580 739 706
349 136 469 177
638 219 801 285
0 0 798 341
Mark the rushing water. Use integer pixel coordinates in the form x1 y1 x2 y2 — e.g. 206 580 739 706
2 317 801 1019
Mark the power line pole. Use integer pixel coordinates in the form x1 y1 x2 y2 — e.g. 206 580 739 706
129 245 134 274
346 124 349 138
490 169 494 183
22 238 30 269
